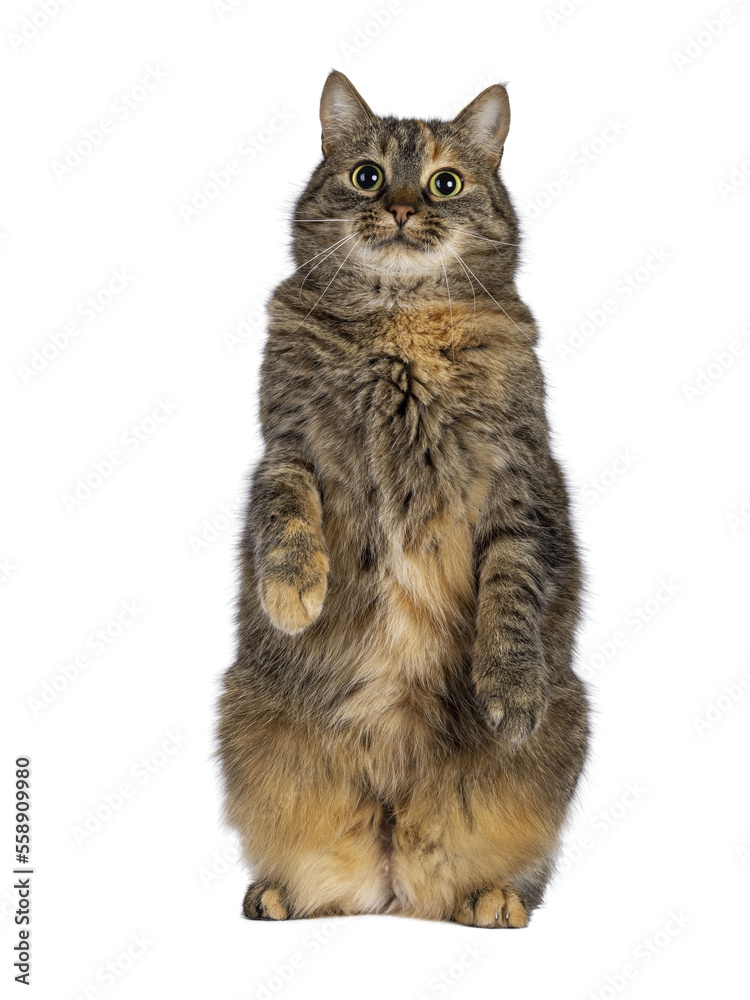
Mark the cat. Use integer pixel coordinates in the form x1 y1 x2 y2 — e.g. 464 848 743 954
217 70 589 928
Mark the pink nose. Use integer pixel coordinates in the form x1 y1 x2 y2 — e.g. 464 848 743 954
389 204 416 226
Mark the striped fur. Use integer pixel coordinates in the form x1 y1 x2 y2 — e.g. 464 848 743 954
217 72 589 927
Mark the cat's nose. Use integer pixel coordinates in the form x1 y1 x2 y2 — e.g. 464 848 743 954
389 204 416 227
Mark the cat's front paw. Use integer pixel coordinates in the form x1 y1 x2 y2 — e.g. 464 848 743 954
474 657 548 744
259 547 328 635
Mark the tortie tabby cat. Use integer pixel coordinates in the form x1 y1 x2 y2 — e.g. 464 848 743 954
217 71 589 928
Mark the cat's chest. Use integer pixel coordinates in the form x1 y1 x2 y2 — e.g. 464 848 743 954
306 306 502 523
360 327 494 492
364 350 454 452
361 306 478 444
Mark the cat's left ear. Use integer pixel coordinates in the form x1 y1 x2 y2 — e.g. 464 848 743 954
452 84 511 169
320 70 375 157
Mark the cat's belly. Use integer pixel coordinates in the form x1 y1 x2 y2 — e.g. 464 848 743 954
331 517 476 738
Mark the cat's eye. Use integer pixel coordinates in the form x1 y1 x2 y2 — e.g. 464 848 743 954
429 170 463 197
351 163 384 191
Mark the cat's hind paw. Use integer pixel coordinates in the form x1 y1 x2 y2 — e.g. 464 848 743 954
242 882 289 921
453 886 528 928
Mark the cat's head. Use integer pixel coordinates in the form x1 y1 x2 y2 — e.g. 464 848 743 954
291 71 520 294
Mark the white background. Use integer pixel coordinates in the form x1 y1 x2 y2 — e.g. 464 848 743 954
3 0 749 997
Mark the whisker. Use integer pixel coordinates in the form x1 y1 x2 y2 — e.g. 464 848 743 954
357 237 371 267
443 244 533 344
442 238 476 336
293 233 355 275
293 218 353 222
362 236 373 268
298 234 356 302
434 238 455 362
445 227 521 248
294 239 361 332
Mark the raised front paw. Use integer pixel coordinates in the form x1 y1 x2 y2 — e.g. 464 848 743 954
474 657 548 744
259 545 328 635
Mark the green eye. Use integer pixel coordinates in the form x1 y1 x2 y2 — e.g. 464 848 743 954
351 163 383 191
429 170 462 197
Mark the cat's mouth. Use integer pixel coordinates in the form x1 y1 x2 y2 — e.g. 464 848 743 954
375 231 425 251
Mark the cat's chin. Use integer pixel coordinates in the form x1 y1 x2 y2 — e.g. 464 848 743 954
366 237 439 277
370 254 435 278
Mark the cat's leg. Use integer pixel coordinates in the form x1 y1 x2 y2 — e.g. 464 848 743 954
220 700 392 920
237 774 391 920
389 777 555 927
389 689 585 926
237 785 392 921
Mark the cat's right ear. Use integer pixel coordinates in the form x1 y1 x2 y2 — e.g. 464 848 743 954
320 70 375 157
452 84 511 169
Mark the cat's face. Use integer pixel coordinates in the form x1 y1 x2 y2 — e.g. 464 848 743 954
292 72 520 289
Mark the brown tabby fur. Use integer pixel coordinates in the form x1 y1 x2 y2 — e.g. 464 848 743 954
217 71 589 928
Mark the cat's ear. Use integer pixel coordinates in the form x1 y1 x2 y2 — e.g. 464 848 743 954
320 70 375 157
452 84 511 168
